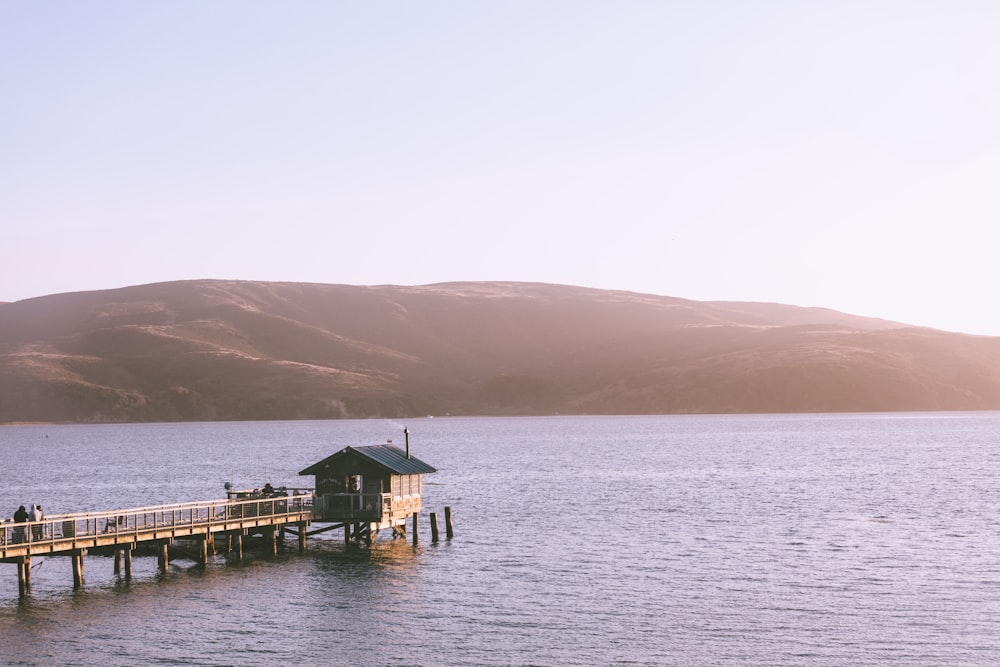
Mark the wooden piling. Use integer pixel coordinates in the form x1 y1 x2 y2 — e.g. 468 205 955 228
198 536 209 565
412 512 419 546
124 547 133 581
17 558 30 597
430 512 439 542
114 549 122 575
72 550 85 588
234 532 243 561
445 506 454 539
297 521 307 554
157 541 169 572
265 527 277 555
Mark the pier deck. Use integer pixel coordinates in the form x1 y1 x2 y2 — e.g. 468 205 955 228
1 492 314 596
1 493 313 558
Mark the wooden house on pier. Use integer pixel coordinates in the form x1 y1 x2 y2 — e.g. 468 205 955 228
299 436 436 543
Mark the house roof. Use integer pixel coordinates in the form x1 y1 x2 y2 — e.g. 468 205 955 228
299 444 437 476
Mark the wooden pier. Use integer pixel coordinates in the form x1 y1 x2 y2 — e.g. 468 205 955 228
1 439 448 597
0 492 312 596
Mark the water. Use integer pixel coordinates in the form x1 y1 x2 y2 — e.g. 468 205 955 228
2 413 1000 666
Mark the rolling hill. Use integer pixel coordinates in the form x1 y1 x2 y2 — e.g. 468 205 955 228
2 280 1000 423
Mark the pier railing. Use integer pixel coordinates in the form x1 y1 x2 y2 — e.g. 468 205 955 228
0 492 314 552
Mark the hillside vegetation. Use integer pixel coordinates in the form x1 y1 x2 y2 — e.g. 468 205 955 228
2 280 1000 423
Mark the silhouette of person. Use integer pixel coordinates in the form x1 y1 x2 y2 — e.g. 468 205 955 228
13 505 28 543
30 505 44 541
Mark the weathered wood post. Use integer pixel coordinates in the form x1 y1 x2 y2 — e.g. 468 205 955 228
297 521 307 554
430 512 439 543
344 523 352 547
124 547 133 582
17 557 30 597
412 512 419 546
157 541 169 572
197 536 209 565
445 506 454 539
265 527 277 555
114 548 122 575
72 550 85 588
234 531 244 561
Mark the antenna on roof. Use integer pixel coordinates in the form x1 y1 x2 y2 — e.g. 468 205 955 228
404 427 410 459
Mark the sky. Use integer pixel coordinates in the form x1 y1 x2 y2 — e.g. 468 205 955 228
4 1 1000 335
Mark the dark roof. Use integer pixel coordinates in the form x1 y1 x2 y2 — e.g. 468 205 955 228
299 445 437 476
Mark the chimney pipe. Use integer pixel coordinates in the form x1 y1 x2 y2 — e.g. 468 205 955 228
404 427 410 458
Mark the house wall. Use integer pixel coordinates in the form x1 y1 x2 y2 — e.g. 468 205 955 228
389 474 423 500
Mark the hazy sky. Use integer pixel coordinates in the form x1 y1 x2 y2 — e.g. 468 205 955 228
4 2 1000 335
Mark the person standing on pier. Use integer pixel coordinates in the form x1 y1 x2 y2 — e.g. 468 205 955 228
30 505 44 541
13 505 28 543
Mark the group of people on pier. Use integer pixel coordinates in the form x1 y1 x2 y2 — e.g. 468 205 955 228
9 504 45 543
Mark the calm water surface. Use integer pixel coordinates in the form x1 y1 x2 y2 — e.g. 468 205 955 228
1 413 1000 666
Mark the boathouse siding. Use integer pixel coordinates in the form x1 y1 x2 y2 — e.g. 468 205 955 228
299 445 436 526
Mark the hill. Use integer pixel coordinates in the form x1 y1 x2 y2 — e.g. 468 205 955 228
2 280 1000 423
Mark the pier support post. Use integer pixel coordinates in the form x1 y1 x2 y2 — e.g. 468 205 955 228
234 532 243 561
124 547 133 582
72 550 85 588
412 512 419 546
297 521 307 554
430 512 439 543
445 506 454 539
157 541 169 572
344 523 351 547
17 557 30 597
265 527 277 556
197 536 209 565
114 549 122 575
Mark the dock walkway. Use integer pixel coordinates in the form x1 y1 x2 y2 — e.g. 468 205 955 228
1 492 314 596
